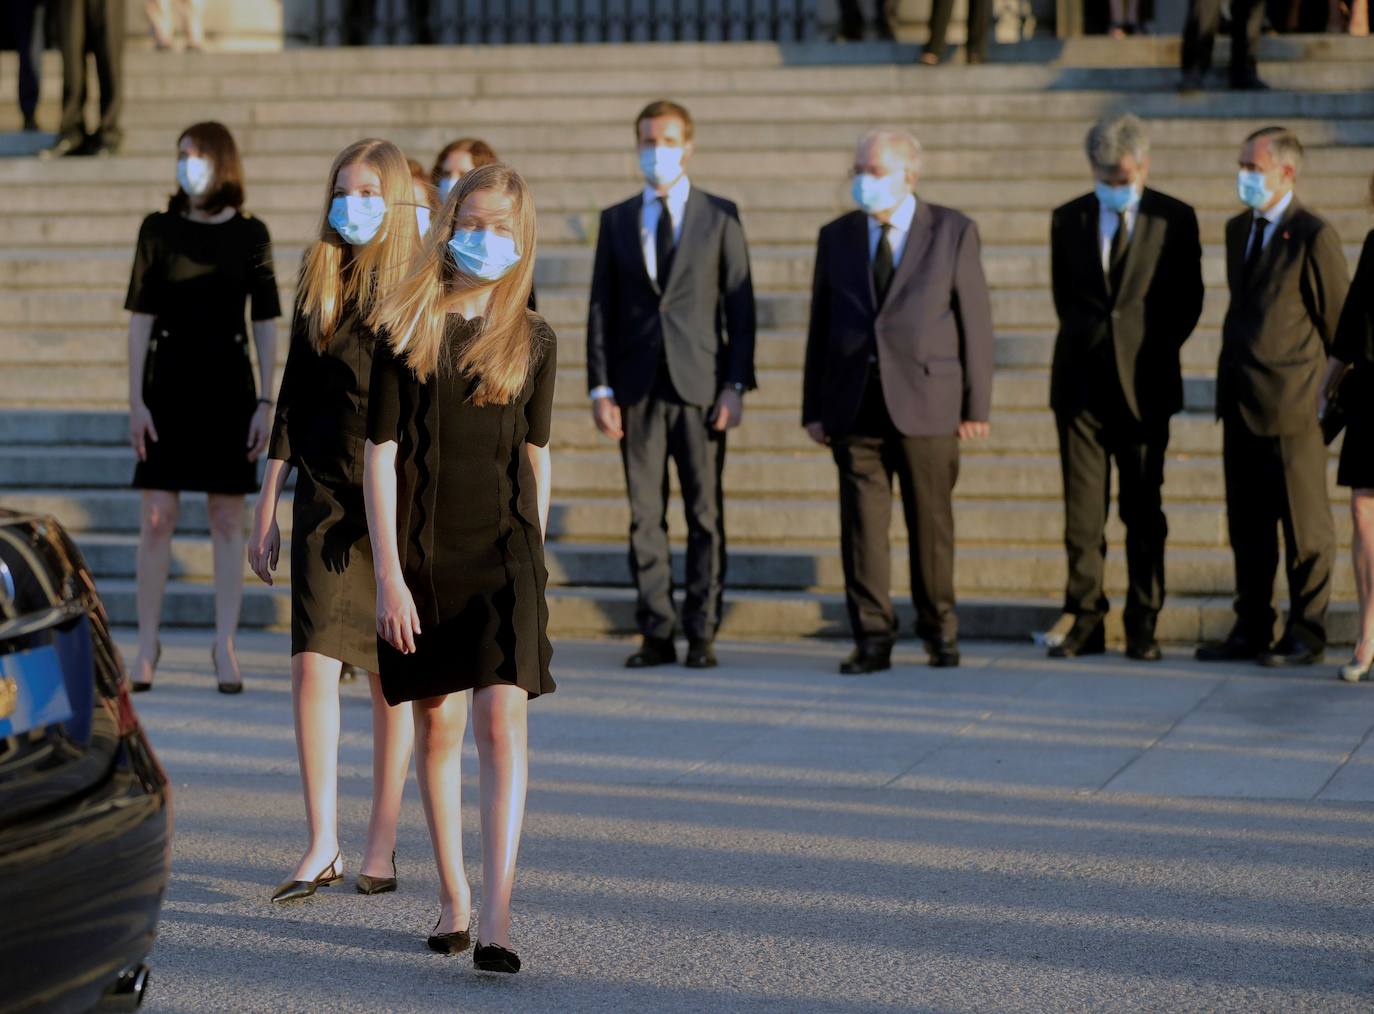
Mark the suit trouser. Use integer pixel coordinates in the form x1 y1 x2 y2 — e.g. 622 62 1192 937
1181 0 1265 82
6 0 41 121
1057 399 1169 634
56 0 123 145
620 389 727 642
832 380 960 647
925 0 992 60
1222 415 1334 646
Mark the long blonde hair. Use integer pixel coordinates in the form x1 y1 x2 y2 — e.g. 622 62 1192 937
368 163 540 405
298 139 420 350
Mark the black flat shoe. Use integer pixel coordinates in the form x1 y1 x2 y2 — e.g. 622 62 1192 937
1126 637 1163 662
626 636 676 669
473 940 521 973
927 637 961 668
356 850 397 895
684 639 718 668
839 645 891 675
131 641 162 693
270 853 342 903
212 643 244 694
427 915 473 955
1048 618 1106 659
1195 631 1268 662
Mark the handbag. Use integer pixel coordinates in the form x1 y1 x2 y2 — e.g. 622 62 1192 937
1320 361 1356 446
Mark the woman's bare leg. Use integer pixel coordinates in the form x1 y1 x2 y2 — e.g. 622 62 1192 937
472 684 529 949
1351 491 1374 665
413 692 472 933
288 651 344 880
361 674 414 877
206 492 245 688
133 490 178 687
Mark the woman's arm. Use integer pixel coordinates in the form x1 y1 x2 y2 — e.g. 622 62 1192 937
525 442 551 543
364 438 421 653
247 456 294 584
246 317 279 461
127 312 158 460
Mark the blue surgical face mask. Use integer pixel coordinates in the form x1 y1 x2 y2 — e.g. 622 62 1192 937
448 228 522 281
850 172 907 215
328 195 386 246
438 176 459 203
639 145 686 189
177 155 213 197
1094 180 1141 214
1237 169 1274 211
415 206 431 237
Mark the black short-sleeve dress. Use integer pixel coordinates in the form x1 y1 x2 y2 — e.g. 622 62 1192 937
268 305 380 671
1336 230 1374 490
367 314 557 705
126 210 282 493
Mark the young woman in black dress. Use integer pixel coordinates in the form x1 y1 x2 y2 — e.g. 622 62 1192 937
248 139 422 901
125 121 280 694
1327 183 1374 683
365 163 555 974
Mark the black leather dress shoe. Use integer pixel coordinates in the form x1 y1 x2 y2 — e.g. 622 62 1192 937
927 638 960 668
684 639 718 668
626 636 676 668
840 645 891 675
1257 636 1324 668
39 134 87 159
1125 636 1162 662
1230 75 1270 91
1195 633 1267 662
1048 617 1106 659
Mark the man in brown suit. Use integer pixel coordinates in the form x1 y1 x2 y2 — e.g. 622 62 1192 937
803 129 995 674
1197 126 1350 667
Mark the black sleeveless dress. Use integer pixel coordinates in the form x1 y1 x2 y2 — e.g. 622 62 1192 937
1336 231 1374 490
268 306 380 671
367 315 557 705
125 210 281 494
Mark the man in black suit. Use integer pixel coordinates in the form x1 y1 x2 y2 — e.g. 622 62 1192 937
41 0 123 157
803 128 995 674
586 99 757 670
1196 127 1349 667
1048 113 1205 662
5 0 43 132
1179 0 1268 92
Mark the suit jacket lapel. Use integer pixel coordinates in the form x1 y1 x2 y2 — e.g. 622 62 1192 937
1084 197 1111 301
628 194 659 295
1244 196 1299 293
662 187 706 299
878 199 930 314
848 212 877 316
1114 190 1162 304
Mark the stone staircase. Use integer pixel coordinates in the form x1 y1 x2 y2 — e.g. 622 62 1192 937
1 37 1372 642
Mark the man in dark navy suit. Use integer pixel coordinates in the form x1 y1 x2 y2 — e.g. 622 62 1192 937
803 128 995 675
586 100 757 670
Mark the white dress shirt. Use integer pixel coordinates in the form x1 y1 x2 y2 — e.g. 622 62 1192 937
1248 189 1294 257
1099 200 1140 273
588 174 692 402
640 173 691 285
867 193 917 270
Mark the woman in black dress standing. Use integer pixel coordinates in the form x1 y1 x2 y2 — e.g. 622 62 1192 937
1329 182 1374 682
126 121 280 693
365 163 555 974
248 139 422 901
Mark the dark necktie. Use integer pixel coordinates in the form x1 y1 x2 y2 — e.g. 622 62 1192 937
1107 211 1130 295
655 196 675 286
1243 213 1268 281
872 223 894 303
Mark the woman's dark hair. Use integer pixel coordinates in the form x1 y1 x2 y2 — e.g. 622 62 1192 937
430 137 497 186
168 121 245 216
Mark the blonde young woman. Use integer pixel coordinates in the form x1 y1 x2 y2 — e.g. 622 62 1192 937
365 163 556 974
248 139 420 903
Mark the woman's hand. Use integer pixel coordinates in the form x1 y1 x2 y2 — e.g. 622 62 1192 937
129 402 159 461
246 403 272 461
246 505 280 585
377 573 422 654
